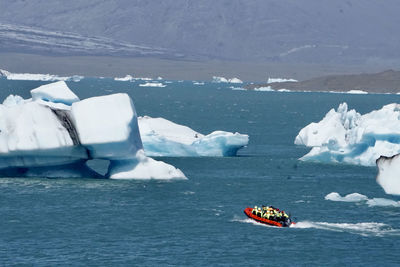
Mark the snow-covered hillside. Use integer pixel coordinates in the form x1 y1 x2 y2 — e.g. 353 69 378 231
0 0 399 65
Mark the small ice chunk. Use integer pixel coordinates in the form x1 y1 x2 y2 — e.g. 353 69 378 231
347 90 368 94
325 192 368 202
108 150 186 180
267 77 298 83
139 82 166 87
228 77 243 84
366 198 400 207
115 75 134 81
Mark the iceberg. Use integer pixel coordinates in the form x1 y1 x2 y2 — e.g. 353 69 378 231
138 116 249 157
228 78 243 84
0 69 83 82
325 192 368 202
114 75 134 82
0 81 185 180
254 86 274 92
267 78 298 83
295 103 400 166
325 192 400 207
114 75 153 82
212 76 229 83
347 90 368 94
212 76 243 84
376 154 400 195
139 82 166 87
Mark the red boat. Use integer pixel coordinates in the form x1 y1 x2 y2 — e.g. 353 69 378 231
243 207 295 227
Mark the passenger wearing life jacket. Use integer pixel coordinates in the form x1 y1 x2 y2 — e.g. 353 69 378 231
252 206 258 215
257 208 262 217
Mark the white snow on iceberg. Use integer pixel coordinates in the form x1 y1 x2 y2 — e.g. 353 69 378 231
138 116 249 157
376 154 400 195
295 102 400 166
0 82 185 180
31 81 80 105
0 69 83 82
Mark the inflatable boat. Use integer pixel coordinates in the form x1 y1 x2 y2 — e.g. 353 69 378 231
243 207 294 227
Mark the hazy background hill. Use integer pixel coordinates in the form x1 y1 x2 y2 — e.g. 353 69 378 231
0 0 399 80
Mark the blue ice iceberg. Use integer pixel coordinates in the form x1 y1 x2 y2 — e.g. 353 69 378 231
0 81 185 180
295 103 400 166
138 116 249 157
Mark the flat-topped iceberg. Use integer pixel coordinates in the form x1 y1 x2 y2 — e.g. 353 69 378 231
295 103 400 166
138 116 249 157
0 81 185 180
0 69 83 82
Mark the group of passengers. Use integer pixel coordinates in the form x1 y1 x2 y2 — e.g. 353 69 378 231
252 205 290 222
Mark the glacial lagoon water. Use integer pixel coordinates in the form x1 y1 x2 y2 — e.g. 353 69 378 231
1 78 400 265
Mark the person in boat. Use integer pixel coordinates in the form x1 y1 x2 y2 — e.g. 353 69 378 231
252 206 258 215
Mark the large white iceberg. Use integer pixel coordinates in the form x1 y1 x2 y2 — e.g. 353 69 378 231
0 69 83 82
0 81 185 180
295 103 400 166
138 116 249 157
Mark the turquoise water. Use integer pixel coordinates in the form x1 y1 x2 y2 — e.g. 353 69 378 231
1 78 399 265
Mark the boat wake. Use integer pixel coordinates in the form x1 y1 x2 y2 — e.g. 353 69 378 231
291 221 400 237
233 215 400 236
231 216 283 228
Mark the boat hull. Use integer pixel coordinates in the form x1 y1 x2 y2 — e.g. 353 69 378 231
243 207 293 227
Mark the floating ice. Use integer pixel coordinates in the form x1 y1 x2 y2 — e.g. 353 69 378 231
212 76 229 83
138 116 249 157
295 103 400 166
267 78 298 83
114 75 134 81
212 76 243 84
376 154 400 195
325 192 368 202
114 75 153 82
325 192 400 206
139 82 166 87
366 198 400 207
0 69 83 82
347 90 368 94
254 86 274 92
229 86 246 91
229 77 243 84
0 82 185 180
